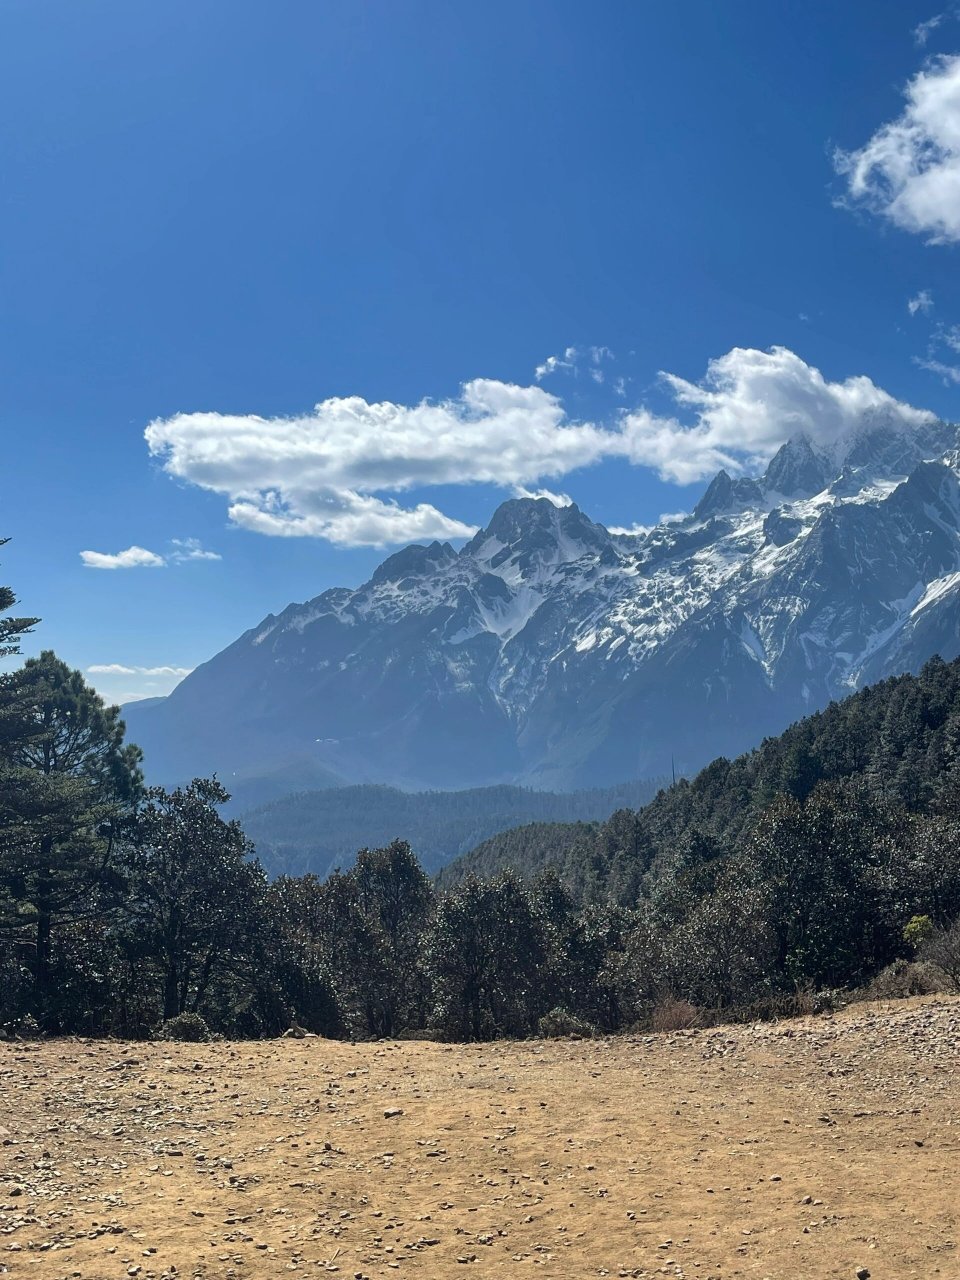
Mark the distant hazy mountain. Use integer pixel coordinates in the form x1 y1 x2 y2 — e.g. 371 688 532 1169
240 778 665 879
125 415 960 793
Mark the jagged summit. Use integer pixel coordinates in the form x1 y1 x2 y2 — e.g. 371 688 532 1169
371 540 457 584
463 497 610 565
125 418 960 798
693 470 763 520
762 436 829 500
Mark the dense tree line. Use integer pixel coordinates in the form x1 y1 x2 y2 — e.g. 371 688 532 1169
242 779 664 879
2 551 960 1042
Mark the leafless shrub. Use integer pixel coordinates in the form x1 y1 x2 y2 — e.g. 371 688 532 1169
856 958 945 1002
920 919 960 992
651 996 701 1032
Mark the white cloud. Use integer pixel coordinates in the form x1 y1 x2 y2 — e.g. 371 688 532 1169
80 538 221 569
169 537 221 562
914 12 946 46
86 662 193 705
909 289 935 314
535 347 578 380
621 346 935 483
80 545 165 570
512 486 574 506
146 379 621 546
143 347 937 541
607 523 651 537
227 492 478 546
834 54 960 243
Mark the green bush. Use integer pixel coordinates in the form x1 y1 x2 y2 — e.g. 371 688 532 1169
903 914 935 951
537 1007 596 1038
160 1012 212 1042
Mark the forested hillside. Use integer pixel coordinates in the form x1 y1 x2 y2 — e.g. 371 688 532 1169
242 780 662 878
435 820 597 889
442 656 960 898
4 549 960 1044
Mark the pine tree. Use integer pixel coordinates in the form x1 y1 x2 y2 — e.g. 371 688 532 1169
0 540 37 659
0 542 40 764
0 651 142 1019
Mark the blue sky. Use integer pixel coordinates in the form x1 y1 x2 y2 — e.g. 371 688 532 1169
2 0 959 703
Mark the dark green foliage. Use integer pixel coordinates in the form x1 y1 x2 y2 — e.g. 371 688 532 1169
161 1012 212 1042
436 822 596 890
118 778 266 1022
0 542 37 659
262 876 343 1037
0 652 142 1023
424 872 548 1040
310 840 434 1037
537 1007 596 1038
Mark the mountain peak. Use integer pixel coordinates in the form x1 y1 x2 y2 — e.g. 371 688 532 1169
694 470 763 520
463 497 609 565
370 540 458 584
480 496 576 538
761 434 829 499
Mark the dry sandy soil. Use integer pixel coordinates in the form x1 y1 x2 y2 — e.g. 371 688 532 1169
1 996 959 1280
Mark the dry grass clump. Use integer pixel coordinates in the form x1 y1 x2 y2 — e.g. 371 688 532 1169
650 995 701 1031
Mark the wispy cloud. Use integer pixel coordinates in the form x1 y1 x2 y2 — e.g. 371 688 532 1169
169 537 221 562
534 346 578 381
914 11 947 46
80 545 165 570
608 511 687 537
88 663 193 677
916 355 960 383
909 289 935 315
588 346 614 384
834 54 960 243
535 344 615 384
915 320 960 382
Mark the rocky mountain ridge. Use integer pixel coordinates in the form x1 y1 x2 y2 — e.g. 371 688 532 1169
125 416 960 793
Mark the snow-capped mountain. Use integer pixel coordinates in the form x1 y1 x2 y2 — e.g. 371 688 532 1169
124 416 960 794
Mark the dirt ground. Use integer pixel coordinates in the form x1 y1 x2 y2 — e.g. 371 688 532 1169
1 996 958 1280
